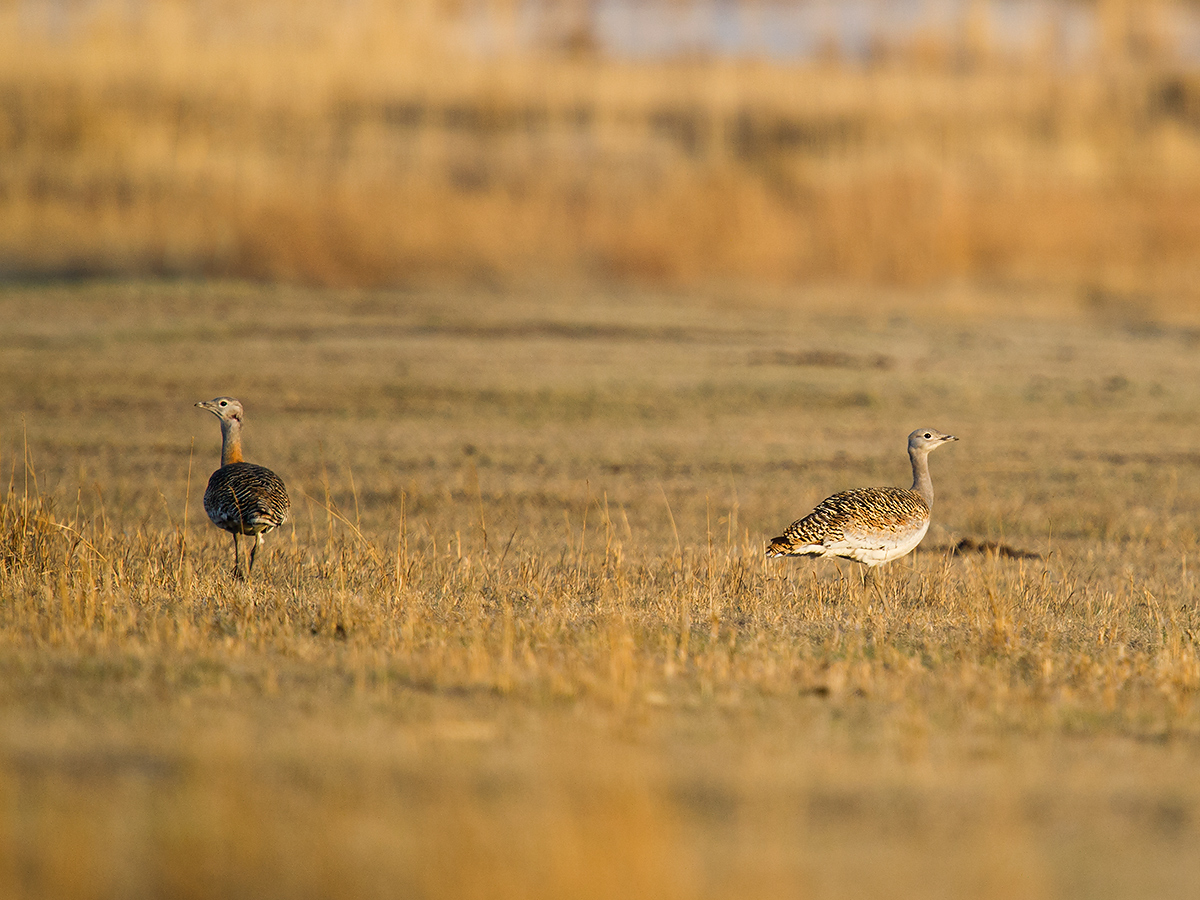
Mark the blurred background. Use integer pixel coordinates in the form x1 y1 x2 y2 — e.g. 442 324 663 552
4 0 1200 296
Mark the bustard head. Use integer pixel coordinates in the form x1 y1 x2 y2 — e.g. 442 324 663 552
195 397 245 424
908 428 958 453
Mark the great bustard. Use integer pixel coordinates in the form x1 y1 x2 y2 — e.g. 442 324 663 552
766 429 957 573
196 397 291 578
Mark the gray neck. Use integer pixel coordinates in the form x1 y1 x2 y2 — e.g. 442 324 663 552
910 446 933 507
219 418 245 466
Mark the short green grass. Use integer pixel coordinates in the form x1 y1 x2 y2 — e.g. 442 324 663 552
2 280 1200 899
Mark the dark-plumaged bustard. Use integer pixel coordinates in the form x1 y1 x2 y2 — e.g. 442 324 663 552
766 429 957 570
196 397 291 578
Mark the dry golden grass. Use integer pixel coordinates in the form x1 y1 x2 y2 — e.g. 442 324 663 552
2 278 1200 898
5 1 1200 295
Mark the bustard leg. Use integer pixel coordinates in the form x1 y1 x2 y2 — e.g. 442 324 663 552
248 533 263 576
860 565 884 602
231 532 246 581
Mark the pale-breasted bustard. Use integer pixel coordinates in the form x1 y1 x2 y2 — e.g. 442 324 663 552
766 429 957 572
196 397 291 578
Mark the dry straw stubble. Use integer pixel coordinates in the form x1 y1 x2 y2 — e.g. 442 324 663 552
2 280 1200 897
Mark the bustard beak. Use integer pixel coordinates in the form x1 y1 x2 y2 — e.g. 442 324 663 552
945 434 959 442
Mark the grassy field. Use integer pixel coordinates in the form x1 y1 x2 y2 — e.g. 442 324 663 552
6 0 1200 293
2 279 1200 898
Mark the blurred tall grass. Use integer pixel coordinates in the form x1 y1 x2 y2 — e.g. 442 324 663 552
5 0 1200 293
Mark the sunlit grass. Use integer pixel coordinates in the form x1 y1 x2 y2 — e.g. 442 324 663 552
2 280 1200 898
4 2 1200 294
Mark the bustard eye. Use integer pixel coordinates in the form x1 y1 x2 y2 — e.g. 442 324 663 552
219 400 228 407
923 432 932 439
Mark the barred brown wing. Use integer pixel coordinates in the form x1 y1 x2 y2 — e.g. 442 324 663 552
768 488 928 557
203 462 290 536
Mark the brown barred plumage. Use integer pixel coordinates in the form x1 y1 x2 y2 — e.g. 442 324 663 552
196 397 290 578
767 429 957 568
203 463 290 537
